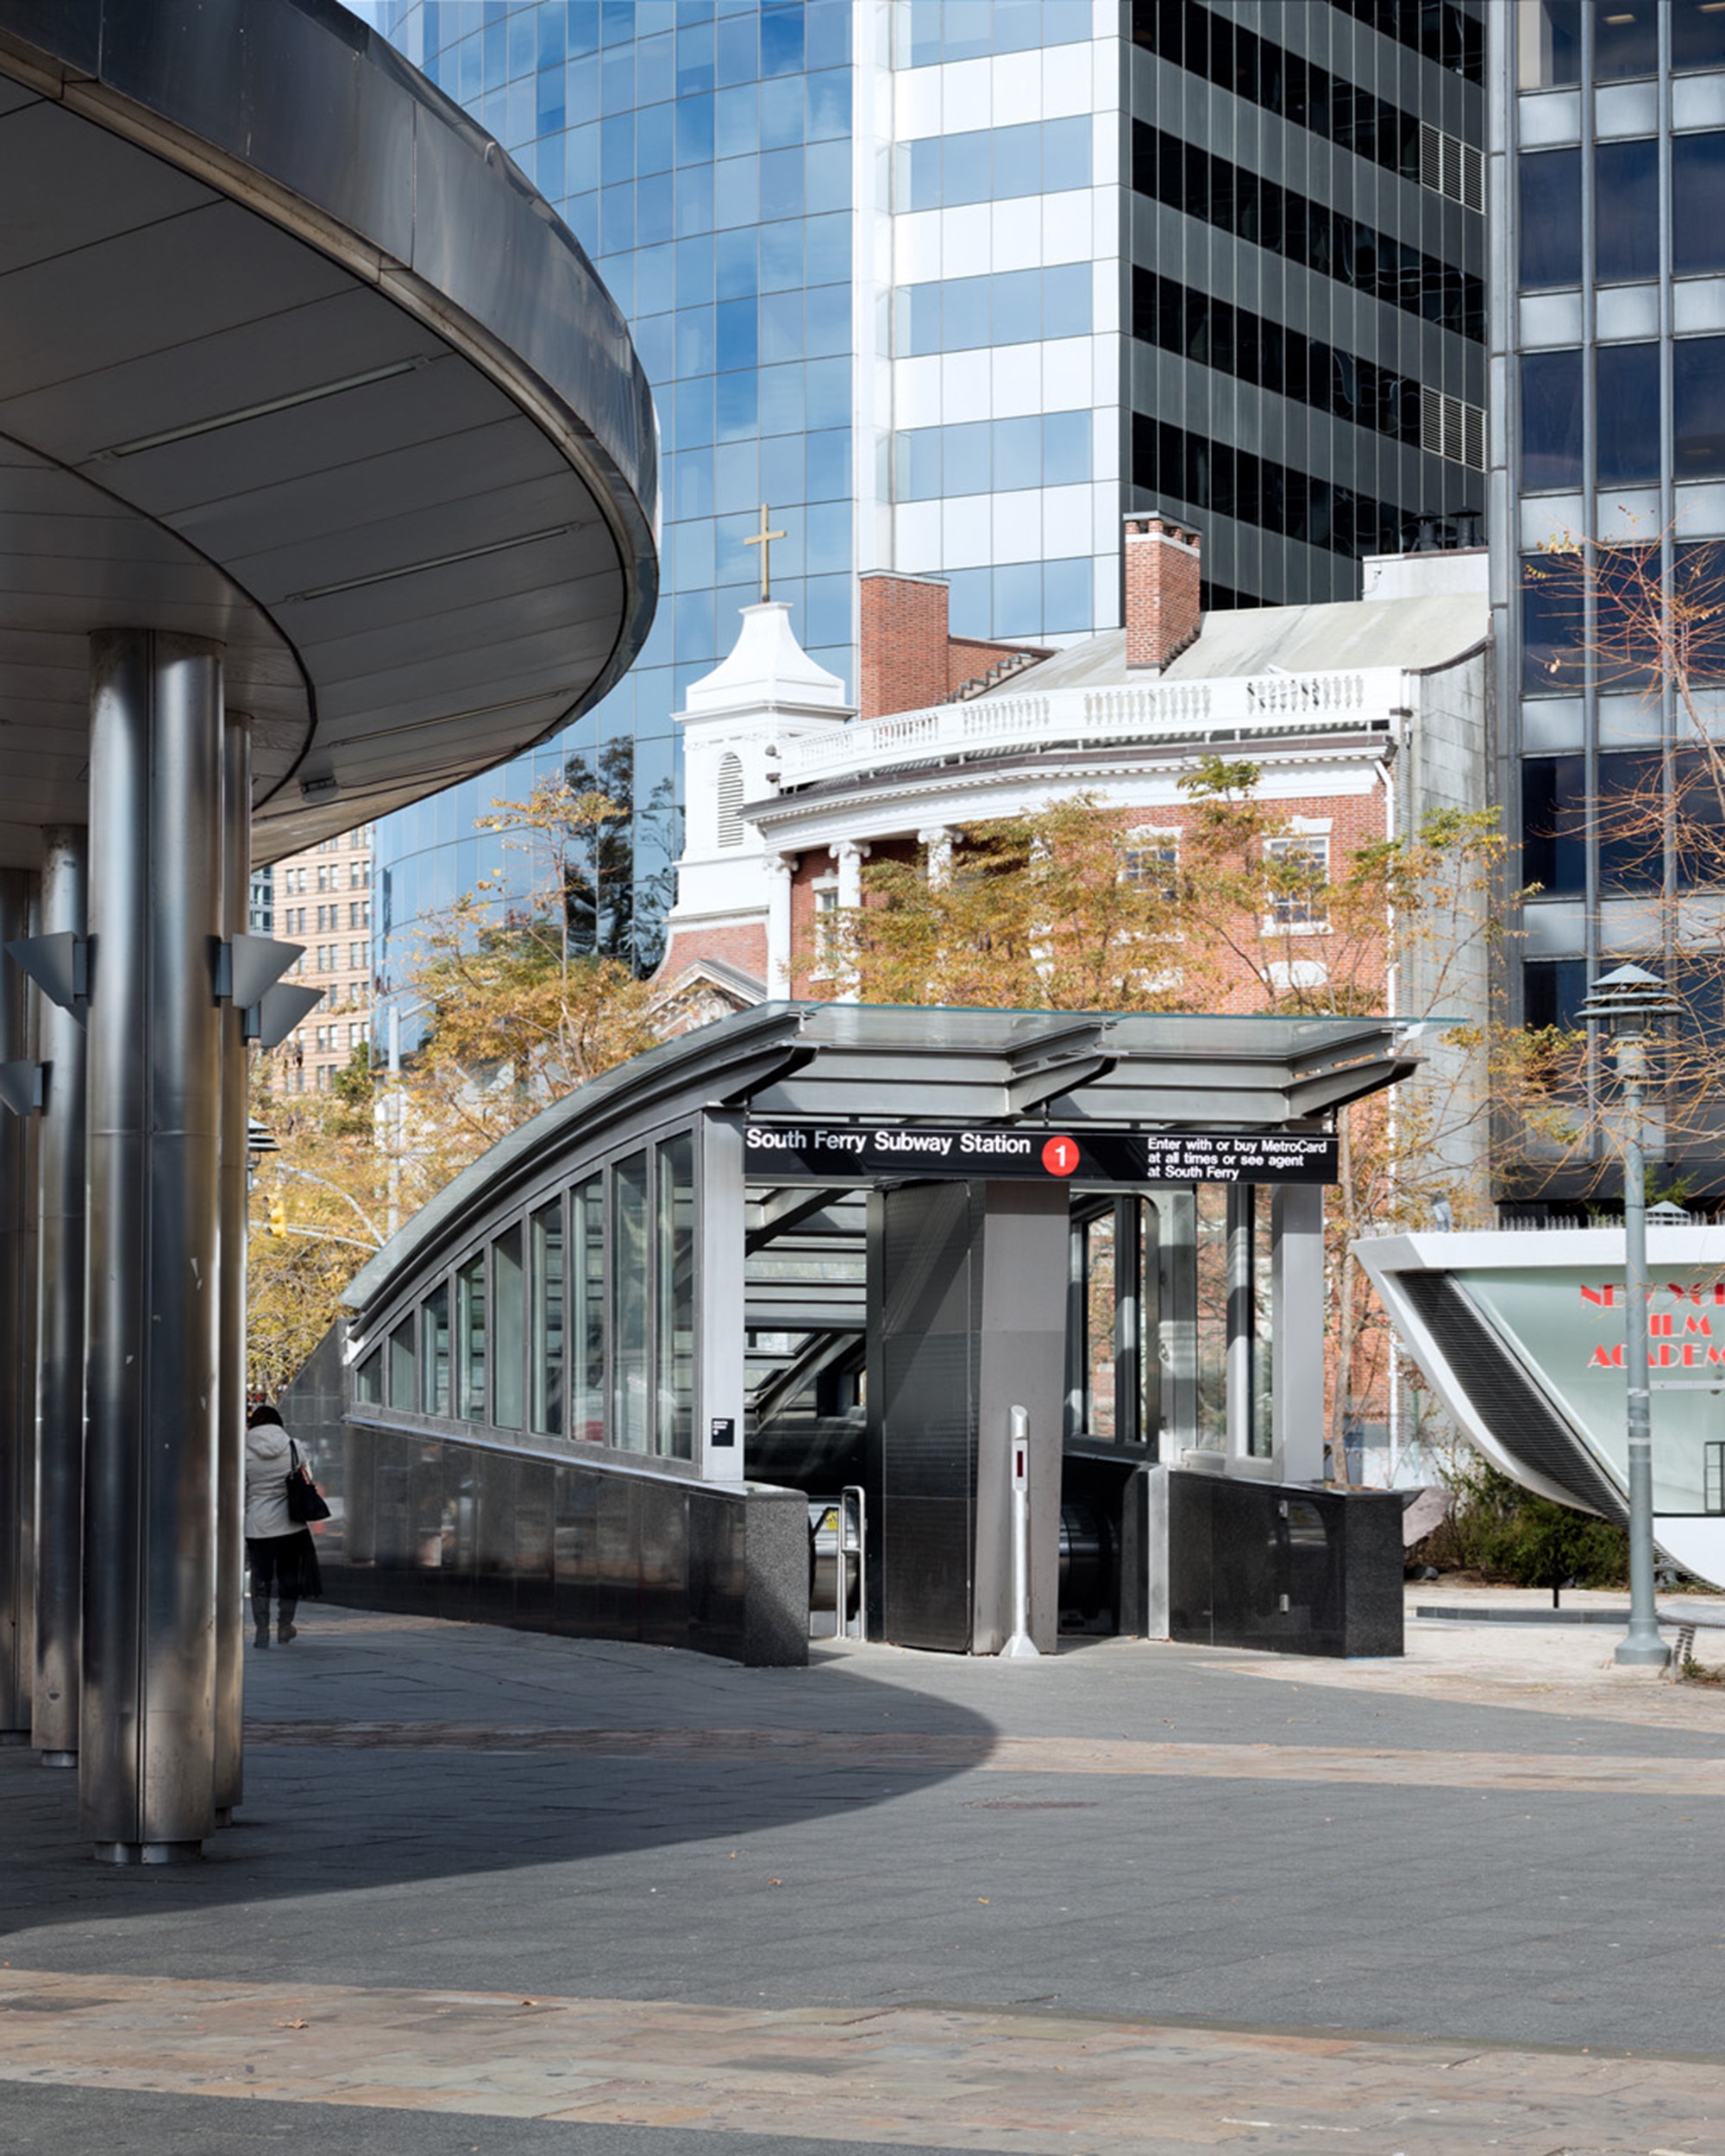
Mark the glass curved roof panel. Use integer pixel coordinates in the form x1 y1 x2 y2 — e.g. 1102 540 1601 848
345 1001 1417 1328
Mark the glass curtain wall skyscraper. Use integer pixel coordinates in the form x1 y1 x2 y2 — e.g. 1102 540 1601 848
1492 0 1725 1195
362 0 1486 986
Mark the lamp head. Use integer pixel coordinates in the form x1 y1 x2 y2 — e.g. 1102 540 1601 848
1574 962 1682 1037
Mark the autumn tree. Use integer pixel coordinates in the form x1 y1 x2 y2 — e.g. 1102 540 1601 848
844 768 1522 1481
248 774 672 1392
247 1047 389 1395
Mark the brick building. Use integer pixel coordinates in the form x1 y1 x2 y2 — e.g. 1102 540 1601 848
658 520 1494 1489
259 824 375 1096
662 517 1492 1028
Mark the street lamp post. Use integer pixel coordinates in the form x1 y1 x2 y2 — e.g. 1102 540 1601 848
1577 963 1684 1668
382 996 430 1240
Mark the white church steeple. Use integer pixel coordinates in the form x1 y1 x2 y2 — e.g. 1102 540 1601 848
659 599 852 997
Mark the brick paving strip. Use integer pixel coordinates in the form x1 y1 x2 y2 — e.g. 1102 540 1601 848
247 1720 1725 1798
0 1968 1716 2154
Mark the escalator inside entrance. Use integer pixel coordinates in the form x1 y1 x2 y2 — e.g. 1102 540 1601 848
747 1169 1292 1652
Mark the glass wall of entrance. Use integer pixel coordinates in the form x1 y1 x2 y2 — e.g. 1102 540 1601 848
317 1005 1414 1660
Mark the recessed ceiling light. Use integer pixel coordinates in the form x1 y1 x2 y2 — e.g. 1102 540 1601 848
1603 9 1635 19
96 359 430 460
285 523 576 604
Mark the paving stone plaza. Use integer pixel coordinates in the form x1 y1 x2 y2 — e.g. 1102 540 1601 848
1 1592 1721 2154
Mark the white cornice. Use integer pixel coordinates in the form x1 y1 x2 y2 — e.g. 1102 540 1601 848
748 741 1389 847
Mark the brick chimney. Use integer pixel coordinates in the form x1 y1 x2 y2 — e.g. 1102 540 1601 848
1123 514 1201 671
859 572 953 719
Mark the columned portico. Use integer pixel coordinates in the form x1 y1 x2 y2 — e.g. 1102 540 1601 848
766 856 794 998
832 840 869 1003
918 827 957 887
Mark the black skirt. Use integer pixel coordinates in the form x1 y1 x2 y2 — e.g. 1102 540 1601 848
246 1528 323 1600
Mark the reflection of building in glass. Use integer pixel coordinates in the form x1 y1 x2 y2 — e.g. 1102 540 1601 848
1494 0 1725 1196
363 0 1487 984
256 826 375 1096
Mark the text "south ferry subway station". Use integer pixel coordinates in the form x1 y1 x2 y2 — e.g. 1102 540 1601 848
737 1120 1339 1184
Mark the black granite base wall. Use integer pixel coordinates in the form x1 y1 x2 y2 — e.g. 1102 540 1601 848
275 1360 808 1666
1157 1470 1403 1658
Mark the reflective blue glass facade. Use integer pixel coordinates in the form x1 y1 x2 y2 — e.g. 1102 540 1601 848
368 0 856 977
362 0 1490 987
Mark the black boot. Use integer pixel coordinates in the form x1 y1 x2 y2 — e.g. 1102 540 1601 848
278 1599 298 1645
252 1594 271 1649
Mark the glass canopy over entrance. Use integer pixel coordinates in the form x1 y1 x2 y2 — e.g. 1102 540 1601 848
333 1003 1414 1659
346 1002 1410 1472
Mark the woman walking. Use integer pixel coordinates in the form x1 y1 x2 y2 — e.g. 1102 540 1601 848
244 1402 323 1646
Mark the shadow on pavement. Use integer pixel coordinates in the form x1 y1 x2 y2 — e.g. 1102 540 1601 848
0 1610 995 1939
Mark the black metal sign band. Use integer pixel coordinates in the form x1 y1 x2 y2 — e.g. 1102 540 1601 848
740 1122 1337 1185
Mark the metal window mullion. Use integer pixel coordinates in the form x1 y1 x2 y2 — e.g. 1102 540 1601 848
482 1238 494 1429
1064 1213 1087 1440
1658 6 1678 963
559 1184 571 1440
601 1156 615 1449
648 1138 664 1458
1114 1193 1141 1447
1579 14 1603 1157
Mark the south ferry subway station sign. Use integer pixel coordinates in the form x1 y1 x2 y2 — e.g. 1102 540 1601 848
740 1121 1339 1185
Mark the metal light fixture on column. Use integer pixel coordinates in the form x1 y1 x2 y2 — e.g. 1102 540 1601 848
1576 962 1684 1669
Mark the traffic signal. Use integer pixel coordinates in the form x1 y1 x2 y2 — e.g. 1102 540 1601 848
267 1193 287 1238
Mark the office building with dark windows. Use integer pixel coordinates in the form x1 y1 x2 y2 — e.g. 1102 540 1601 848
1491 0 1725 1196
358 0 1489 991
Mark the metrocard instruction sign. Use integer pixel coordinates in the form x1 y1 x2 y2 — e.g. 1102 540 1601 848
740 1121 1339 1185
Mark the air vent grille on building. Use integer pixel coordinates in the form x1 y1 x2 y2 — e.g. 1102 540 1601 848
1419 122 1484 214
716 751 745 848
1420 385 1487 472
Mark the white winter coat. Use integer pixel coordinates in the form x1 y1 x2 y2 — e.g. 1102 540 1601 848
243 1423 297 1539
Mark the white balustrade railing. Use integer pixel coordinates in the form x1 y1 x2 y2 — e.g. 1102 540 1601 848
777 667 1403 787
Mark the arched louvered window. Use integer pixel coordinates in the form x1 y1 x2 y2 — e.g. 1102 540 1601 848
716 752 744 847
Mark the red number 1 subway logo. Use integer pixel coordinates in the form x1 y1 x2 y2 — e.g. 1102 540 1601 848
1041 1135 1080 1177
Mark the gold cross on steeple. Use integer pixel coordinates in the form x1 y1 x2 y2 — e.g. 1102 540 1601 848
743 502 786 603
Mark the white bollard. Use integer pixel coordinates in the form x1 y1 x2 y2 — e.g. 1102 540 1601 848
1002 1404 1040 1659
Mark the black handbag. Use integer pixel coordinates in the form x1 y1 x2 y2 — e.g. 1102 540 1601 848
285 1438 332 1525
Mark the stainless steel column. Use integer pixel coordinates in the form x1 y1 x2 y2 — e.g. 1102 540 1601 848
1157 1190 1198 1456
1225 1184 1255 1463
0 868 36 1741
82 630 224 1862
213 717 250 1823
695 1112 745 1481
1270 1184 1326 1484
33 826 86 1766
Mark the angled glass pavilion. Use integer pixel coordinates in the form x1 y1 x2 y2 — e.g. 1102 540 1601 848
324 1004 1414 1664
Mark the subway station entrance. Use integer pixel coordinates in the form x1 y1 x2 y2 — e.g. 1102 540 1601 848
317 1006 1413 1664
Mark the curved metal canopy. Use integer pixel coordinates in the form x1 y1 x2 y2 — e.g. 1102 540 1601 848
346 1000 1415 1327
0 0 659 868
